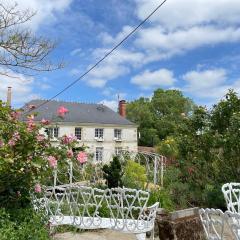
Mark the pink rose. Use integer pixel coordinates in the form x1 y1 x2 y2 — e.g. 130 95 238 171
41 118 50 125
36 134 45 142
61 134 77 145
48 156 57 168
27 114 35 121
34 184 41 193
67 149 73 158
27 121 36 132
57 106 69 117
8 139 16 146
77 151 87 164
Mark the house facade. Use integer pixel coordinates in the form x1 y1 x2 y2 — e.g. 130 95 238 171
22 99 138 162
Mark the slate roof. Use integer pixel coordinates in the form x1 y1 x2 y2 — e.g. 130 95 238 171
21 99 136 126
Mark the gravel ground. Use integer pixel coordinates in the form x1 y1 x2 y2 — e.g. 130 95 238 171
53 230 140 240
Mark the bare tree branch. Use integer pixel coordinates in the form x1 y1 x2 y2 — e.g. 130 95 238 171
0 1 63 77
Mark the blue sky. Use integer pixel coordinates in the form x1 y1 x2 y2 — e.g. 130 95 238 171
2 0 240 110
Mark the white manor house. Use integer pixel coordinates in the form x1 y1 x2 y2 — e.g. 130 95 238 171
22 99 138 162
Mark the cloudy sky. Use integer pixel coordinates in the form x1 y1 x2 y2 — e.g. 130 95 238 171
1 0 240 109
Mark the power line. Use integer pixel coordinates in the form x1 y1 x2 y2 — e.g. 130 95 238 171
25 0 168 114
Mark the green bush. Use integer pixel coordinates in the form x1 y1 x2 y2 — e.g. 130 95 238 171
0 208 50 240
122 160 147 189
148 189 174 212
102 156 123 188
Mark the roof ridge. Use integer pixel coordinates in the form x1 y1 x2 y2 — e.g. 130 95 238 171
29 99 103 106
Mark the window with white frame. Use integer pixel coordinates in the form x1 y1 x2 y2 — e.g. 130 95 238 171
75 127 82 140
114 129 122 140
115 147 123 156
96 147 103 161
46 127 59 139
95 128 104 138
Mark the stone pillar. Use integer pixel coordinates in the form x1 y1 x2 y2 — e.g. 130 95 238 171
155 208 205 240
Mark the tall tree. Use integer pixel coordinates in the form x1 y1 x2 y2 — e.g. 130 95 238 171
126 89 194 146
0 2 62 77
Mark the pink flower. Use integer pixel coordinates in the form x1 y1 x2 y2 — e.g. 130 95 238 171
8 139 16 146
27 122 36 132
36 134 45 142
34 184 42 193
48 156 57 168
13 131 20 141
61 134 77 145
77 151 87 164
41 118 50 125
28 104 36 110
16 191 21 197
27 114 35 121
57 106 69 117
67 149 73 158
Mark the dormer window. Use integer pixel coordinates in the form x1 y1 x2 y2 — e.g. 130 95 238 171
114 129 122 140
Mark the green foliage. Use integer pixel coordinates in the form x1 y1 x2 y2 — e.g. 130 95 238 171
148 189 174 212
122 160 147 189
126 89 194 146
0 208 50 240
102 156 123 188
171 90 240 208
157 136 178 158
0 100 88 209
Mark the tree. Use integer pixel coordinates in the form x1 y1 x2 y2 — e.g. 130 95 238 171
102 156 123 188
126 89 194 146
0 2 62 77
152 89 194 139
171 90 240 208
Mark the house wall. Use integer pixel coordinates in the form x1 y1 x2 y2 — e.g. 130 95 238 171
41 123 138 163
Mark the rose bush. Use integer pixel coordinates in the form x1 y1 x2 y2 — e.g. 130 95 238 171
0 101 88 208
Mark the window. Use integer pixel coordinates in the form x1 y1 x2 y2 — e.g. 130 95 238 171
115 147 123 156
46 127 59 139
96 147 103 161
95 128 104 138
114 129 122 140
75 127 82 140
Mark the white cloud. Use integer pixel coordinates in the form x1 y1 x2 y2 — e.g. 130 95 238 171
131 68 176 89
12 0 72 30
99 99 118 111
0 68 40 106
135 26 240 63
135 0 240 30
182 68 240 99
87 79 107 88
94 0 240 74
73 47 145 88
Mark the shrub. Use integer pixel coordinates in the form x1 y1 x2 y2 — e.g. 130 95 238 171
0 101 88 208
0 208 50 240
102 156 123 188
122 160 147 189
148 189 174 212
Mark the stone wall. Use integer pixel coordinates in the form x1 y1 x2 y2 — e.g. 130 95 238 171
154 208 205 240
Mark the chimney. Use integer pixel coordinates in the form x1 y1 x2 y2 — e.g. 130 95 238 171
6 87 12 106
118 100 127 118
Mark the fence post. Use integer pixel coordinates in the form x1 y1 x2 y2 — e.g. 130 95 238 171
69 160 73 185
154 155 157 188
160 156 164 187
